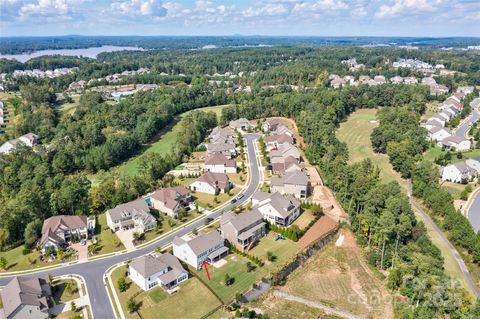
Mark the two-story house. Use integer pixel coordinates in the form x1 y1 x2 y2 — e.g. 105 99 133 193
40 215 95 252
106 198 157 233
251 191 301 227
220 210 266 251
148 186 191 218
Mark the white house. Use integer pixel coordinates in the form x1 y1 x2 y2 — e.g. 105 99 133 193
251 191 301 227
0 133 39 154
129 253 188 291
172 231 228 269
40 215 95 252
204 154 237 173
440 136 472 152
441 162 477 183
190 171 231 195
427 126 451 142
426 116 446 127
271 171 309 199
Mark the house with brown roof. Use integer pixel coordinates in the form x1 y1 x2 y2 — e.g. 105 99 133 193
220 210 266 251
148 186 191 218
271 156 303 175
262 118 281 132
430 84 449 96
173 231 227 269
40 215 95 252
269 142 301 164
271 170 309 199
204 154 237 173
0 277 52 319
189 172 231 195
129 253 188 291
106 198 157 233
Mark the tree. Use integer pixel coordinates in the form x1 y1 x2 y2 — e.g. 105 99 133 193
127 298 140 313
246 261 256 272
24 219 42 248
0 257 7 270
224 273 234 286
70 300 77 313
117 277 129 292
65 281 73 295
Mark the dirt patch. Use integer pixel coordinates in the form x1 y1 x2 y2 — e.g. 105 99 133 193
311 186 348 222
297 215 338 250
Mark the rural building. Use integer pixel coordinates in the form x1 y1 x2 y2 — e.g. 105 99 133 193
40 215 95 252
204 154 237 173
148 186 191 218
172 231 227 269
190 171 231 195
0 277 52 319
129 253 188 291
271 170 309 199
220 210 266 251
251 191 301 226
106 198 157 233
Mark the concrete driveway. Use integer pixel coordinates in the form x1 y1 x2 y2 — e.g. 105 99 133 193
115 229 136 251
71 243 88 261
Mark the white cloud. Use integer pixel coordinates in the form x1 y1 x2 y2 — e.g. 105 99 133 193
242 1 298 18
111 0 167 17
375 0 440 18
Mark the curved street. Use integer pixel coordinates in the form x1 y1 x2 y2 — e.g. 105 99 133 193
407 180 480 298
467 188 480 232
0 133 262 319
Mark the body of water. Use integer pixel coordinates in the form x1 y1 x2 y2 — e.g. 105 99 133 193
0 45 145 63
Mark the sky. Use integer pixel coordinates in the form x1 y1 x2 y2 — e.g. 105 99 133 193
0 0 479 37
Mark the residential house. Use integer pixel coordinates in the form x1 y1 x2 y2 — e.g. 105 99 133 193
269 142 301 164
0 277 52 319
0 133 39 154
271 170 309 199
390 76 403 84
229 118 253 131
426 126 451 142
220 210 266 251
271 156 303 175
172 231 228 269
190 171 231 195
148 186 191 218
106 198 157 233
430 84 449 96
466 158 480 174
374 75 386 85
457 86 475 95
204 154 237 173
441 162 477 183
359 75 371 84
426 115 446 127
404 76 418 84
441 98 463 111
40 215 95 252
129 253 188 291
272 124 293 137
263 118 281 132
251 191 301 227
440 136 472 152
209 127 237 145
265 134 294 151
330 77 345 89
207 142 237 159
422 77 436 85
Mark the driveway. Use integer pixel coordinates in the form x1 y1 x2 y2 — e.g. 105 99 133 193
115 229 136 252
71 243 88 262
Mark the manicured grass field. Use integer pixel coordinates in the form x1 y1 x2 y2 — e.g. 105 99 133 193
52 279 80 304
337 109 406 190
112 266 221 319
95 213 125 254
0 245 68 272
194 233 298 303
423 145 480 163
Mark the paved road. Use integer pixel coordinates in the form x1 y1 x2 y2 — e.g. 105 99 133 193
407 180 480 298
454 103 480 138
467 189 480 232
0 133 262 319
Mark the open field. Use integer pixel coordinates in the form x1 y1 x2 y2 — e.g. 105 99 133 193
253 295 340 319
337 109 406 190
112 266 221 319
274 230 393 319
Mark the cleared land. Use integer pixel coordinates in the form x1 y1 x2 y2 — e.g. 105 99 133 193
112 266 222 319
269 231 392 319
337 109 406 189
338 109 473 295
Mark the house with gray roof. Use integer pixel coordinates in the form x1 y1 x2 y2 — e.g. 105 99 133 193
40 215 95 252
207 141 237 159
0 277 52 319
262 118 281 132
471 98 480 110
251 191 300 226
269 142 301 164
220 210 266 251
229 118 253 131
173 231 227 269
0 133 39 155
129 253 188 291
439 135 471 152
190 171 231 195
271 170 309 199
106 198 157 233
441 162 477 183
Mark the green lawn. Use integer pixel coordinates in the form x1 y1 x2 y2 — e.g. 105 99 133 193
424 145 480 164
0 244 71 272
194 233 298 303
337 109 406 190
52 279 80 304
95 213 125 254
292 209 316 229
58 96 80 116
112 266 221 319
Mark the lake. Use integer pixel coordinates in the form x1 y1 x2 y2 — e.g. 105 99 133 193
0 45 145 63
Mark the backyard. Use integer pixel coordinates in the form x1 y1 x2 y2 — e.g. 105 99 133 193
111 266 222 319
